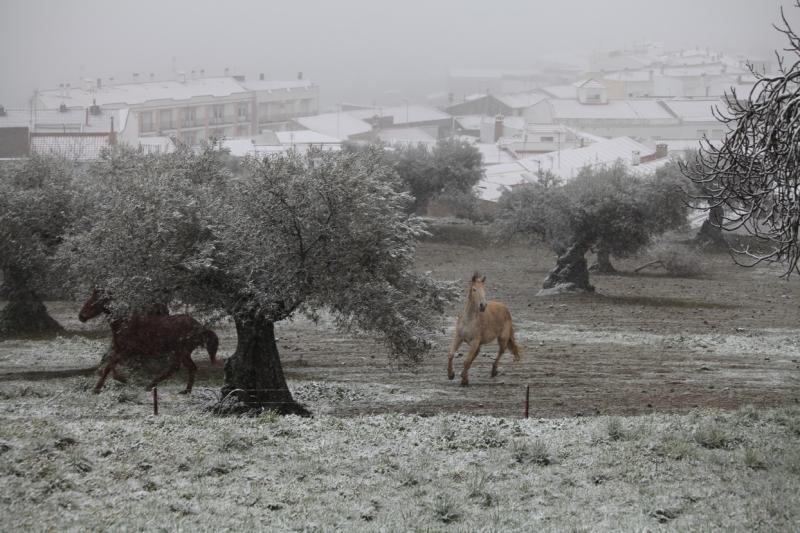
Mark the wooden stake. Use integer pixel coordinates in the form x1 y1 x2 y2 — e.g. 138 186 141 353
153 386 159 416
524 385 530 419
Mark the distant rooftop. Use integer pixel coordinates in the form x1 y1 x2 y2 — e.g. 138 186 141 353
347 104 450 124
294 112 372 140
0 107 128 133
37 77 314 109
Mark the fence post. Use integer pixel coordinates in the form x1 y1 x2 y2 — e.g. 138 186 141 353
524 385 530 419
153 386 159 416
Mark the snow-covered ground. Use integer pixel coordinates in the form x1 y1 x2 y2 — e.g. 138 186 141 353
0 376 799 531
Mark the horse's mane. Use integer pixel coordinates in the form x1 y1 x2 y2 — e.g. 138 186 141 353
471 271 484 283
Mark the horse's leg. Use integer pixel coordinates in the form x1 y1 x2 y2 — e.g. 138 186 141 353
460 340 482 387
94 351 122 394
146 355 181 391
491 337 508 378
446 334 463 381
179 354 197 395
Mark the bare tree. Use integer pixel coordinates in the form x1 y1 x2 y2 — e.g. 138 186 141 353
685 2 800 274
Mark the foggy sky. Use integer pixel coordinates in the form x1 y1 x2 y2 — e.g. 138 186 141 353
0 0 791 109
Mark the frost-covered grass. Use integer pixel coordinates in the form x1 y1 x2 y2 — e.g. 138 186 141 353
1 378 799 531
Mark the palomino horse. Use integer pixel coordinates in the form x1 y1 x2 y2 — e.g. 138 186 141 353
78 289 219 394
447 273 521 386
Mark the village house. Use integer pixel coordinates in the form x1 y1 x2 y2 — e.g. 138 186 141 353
35 74 319 146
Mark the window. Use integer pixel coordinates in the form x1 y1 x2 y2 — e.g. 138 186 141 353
159 109 173 129
139 111 154 132
540 136 554 143
182 107 197 127
237 103 250 121
211 104 225 123
696 129 708 138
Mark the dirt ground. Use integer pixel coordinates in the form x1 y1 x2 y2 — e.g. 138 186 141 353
2 239 799 419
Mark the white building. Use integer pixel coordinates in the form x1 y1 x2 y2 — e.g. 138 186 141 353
35 76 319 146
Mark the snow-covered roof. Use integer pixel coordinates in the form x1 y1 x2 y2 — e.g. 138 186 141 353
475 142 516 166
574 78 606 89
540 85 577 99
222 138 284 157
38 77 255 108
478 161 533 201
602 70 654 82
477 136 670 201
494 91 547 110
547 99 674 121
240 80 315 92
660 99 721 122
376 127 437 145
294 112 372 140
0 107 128 133
276 130 341 145
347 105 450 125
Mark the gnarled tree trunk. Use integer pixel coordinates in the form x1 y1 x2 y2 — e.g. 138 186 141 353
694 204 727 249
220 309 309 416
0 269 62 337
540 241 595 293
591 247 616 273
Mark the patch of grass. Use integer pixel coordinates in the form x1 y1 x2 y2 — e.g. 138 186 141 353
654 432 698 461
742 448 767 470
431 493 462 524
606 417 627 441
511 438 552 465
693 422 733 449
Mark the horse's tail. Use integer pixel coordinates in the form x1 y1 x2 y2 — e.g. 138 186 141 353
508 329 521 362
201 329 220 365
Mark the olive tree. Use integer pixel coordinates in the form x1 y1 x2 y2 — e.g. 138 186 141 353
685 2 800 274
0 155 76 336
496 161 688 292
387 138 484 214
62 147 456 415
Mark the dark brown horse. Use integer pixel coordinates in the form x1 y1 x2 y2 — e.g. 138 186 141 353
79 289 219 394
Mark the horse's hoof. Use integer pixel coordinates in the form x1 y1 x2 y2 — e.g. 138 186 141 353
460 380 469 387
447 372 455 380
490 368 498 378
178 389 191 395
92 388 102 395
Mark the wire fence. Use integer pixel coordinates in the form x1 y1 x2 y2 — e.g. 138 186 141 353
0 383 536 420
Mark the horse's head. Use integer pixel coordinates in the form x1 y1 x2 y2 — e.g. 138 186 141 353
78 288 111 322
469 272 487 312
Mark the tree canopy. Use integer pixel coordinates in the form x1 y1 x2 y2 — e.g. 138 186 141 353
0 155 77 335
61 146 456 413
496 160 688 291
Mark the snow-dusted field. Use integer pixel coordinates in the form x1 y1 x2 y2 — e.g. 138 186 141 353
1 376 799 531
2 240 800 530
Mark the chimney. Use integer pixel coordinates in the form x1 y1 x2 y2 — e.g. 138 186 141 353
494 115 503 142
0 105 6 117
85 108 89 126
655 143 668 159
65 83 71 97
133 73 139 82
200 69 205 77
191 70 196 80
259 73 265 81
150 73 155 81
109 115 117 145
178 71 186 83
97 77 102 89
224 67 230 77
297 71 303 80
631 150 641 166
59 103 68 113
